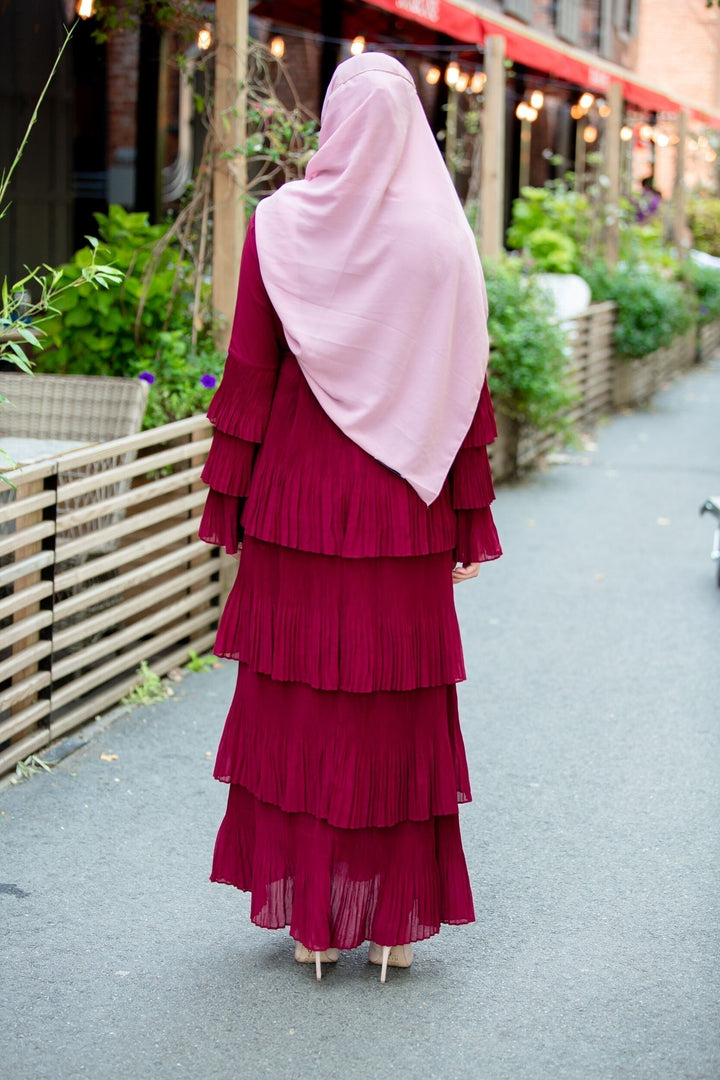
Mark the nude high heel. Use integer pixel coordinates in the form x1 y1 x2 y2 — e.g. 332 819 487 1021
368 942 414 983
294 941 340 981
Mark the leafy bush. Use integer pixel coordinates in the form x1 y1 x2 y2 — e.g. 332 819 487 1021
688 198 720 257
583 261 693 358
679 260 720 325
484 256 576 433
35 205 224 427
507 184 591 274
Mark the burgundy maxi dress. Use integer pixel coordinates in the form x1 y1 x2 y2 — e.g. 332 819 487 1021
199 218 502 951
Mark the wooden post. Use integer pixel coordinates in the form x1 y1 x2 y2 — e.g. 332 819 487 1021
673 110 688 258
518 116 532 192
213 0 249 349
445 88 458 183
604 82 622 268
480 35 506 257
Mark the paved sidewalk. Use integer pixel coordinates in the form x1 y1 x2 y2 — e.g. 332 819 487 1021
2 359 719 1080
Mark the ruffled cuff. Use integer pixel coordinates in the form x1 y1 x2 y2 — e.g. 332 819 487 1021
461 380 498 449
201 429 256 497
207 360 278 442
451 445 495 510
198 490 246 553
454 507 502 565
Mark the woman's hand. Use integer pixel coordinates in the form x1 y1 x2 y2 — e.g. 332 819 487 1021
452 561 480 584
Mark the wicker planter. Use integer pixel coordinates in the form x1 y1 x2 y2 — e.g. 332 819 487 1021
612 328 696 409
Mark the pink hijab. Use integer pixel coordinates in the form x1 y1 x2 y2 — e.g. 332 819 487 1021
255 52 489 505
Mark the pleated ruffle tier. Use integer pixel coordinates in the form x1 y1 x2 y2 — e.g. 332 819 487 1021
212 784 474 950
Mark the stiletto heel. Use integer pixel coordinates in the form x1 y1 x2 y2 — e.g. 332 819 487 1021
293 941 340 980
368 942 414 982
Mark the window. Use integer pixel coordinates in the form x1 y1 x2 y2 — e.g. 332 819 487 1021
555 0 581 44
503 0 533 21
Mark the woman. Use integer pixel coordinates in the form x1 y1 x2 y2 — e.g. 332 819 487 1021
199 52 501 983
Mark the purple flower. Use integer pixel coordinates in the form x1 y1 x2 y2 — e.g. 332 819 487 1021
200 373 217 389
700 305 709 315
138 371 155 384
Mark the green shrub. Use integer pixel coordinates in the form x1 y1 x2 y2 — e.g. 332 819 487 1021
484 256 576 433
688 198 720 257
583 261 693 358
680 260 720 325
507 183 591 274
35 205 224 427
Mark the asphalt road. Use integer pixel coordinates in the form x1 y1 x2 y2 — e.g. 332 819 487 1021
2 358 719 1080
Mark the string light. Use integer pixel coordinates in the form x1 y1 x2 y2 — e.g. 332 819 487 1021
455 72 469 92
583 124 598 143
350 36 366 55
570 104 585 120
197 26 212 51
620 125 633 141
655 132 669 148
639 123 654 141
598 102 611 118
579 92 595 110
525 106 538 122
516 102 530 121
270 36 286 59
445 62 460 87
76 0 95 17
530 90 544 110
426 66 442 85
470 72 487 94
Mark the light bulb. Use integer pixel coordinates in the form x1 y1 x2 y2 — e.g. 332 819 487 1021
76 0 95 17
530 90 544 110
570 104 585 120
426 66 441 86
583 124 598 143
197 27 212 51
598 103 611 118
270 36 285 59
445 62 460 87
639 124 654 141
579 92 595 110
350 36 366 56
470 72 486 94
455 72 469 93
516 102 529 121
526 106 538 123
620 125 633 141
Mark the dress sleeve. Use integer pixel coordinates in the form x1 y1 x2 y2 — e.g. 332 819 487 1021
449 379 503 565
198 216 283 553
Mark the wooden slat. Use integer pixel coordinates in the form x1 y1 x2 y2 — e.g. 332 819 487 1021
0 520 55 560
56 488 206 563
57 464 205 530
0 698 51 745
0 580 54 622
54 538 213 622
0 723 52 777
2 459 58 489
0 488 56 527
54 517 203 592
53 574 219 671
0 550 55 589
51 608 218 710
0 609 54 649
57 437 211 502
49 629 218 741
2 638 52 681
53 415 212 473
0 670 51 713
53 558 218 652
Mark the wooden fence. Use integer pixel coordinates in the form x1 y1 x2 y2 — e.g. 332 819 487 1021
0 416 221 777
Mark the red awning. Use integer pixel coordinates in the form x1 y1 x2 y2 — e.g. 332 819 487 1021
365 0 712 120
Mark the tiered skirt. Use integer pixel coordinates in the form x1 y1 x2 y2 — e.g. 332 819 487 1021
202 353 501 951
